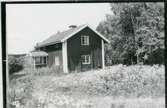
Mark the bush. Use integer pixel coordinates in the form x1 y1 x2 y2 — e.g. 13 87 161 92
8 55 25 75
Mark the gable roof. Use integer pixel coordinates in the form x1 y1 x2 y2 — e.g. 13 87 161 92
37 24 110 48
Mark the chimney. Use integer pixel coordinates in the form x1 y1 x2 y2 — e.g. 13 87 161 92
69 25 77 29
35 43 40 51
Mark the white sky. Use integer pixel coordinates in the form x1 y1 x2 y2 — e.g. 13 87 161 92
6 3 112 54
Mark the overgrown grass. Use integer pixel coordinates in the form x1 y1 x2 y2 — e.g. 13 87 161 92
92 97 164 108
8 65 165 108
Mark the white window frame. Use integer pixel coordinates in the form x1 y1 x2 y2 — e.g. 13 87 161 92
81 55 90 64
81 35 89 45
34 56 48 65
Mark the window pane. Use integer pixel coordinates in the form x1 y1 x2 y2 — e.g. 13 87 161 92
40 57 43 64
44 57 46 64
85 37 87 44
35 57 40 64
86 56 89 62
86 55 90 63
86 36 89 45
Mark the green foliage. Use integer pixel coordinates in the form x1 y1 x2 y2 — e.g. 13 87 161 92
8 55 25 75
97 3 164 65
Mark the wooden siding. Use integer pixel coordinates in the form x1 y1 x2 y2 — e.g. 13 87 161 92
67 27 102 72
39 43 63 71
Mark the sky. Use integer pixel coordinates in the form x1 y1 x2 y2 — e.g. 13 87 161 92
6 3 112 54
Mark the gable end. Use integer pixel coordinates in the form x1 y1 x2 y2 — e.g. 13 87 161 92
61 24 110 43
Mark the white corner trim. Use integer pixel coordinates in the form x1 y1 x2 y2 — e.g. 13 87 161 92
62 41 68 73
101 40 105 69
61 24 110 43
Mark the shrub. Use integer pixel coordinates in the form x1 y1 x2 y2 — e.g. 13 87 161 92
8 55 25 75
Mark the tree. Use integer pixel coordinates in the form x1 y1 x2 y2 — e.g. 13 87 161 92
97 3 164 65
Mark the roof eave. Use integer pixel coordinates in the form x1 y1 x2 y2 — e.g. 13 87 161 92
36 41 62 48
61 24 110 44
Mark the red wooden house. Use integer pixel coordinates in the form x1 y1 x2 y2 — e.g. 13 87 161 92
28 24 110 73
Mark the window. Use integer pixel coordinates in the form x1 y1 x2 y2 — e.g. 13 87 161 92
35 57 41 65
40 57 43 64
81 55 90 64
34 56 47 65
44 57 47 64
81 35 89 45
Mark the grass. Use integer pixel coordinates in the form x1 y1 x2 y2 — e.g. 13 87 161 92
8 65 165 108
91 97 164 108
